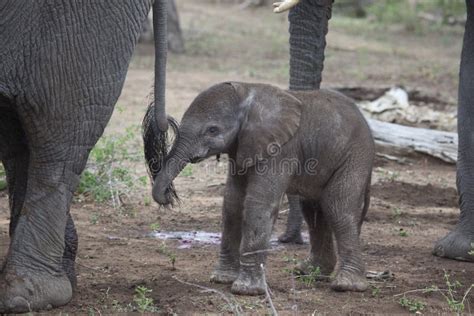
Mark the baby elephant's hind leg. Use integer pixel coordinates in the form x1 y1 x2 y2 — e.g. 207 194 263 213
298 200 336 277
321 166 369 292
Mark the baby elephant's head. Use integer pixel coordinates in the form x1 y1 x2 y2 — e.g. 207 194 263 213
151 82 302 206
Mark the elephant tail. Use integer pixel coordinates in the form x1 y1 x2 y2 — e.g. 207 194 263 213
142 105 179 181
152 0 169 133
142 0 176 183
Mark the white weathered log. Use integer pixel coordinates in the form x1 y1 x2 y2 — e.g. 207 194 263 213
366 117 458 164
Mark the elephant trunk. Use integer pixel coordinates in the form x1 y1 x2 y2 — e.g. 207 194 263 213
152 136 192 206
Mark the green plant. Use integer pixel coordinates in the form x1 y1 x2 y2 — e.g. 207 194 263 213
0 164 6 191
436 270 474 314
144 196 152 206
77 126 145 207
180 164 193 177
295 266 322 287
133 286 158 313
149 222 160 231
89 213 99 225
158 242 177 269
469 243 474 256
398 228 408 237
399 297 426 313
371 285 381 297
392 207 402 221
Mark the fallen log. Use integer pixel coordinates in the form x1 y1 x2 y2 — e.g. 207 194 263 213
366 117 458 164
332 86 458 164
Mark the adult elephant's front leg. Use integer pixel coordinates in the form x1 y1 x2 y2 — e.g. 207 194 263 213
0 104 113 313
433 0 474 262
231 173 286 295
0 161 75 313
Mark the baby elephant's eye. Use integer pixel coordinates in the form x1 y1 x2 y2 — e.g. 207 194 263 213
207 126 219 135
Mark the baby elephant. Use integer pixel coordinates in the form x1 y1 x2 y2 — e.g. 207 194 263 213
147 82 374 295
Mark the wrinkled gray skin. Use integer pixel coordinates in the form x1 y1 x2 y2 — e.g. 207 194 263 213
433 0 474 262
285 0 473 262
279 0 333 245
152 82 374 294
0 0 169 313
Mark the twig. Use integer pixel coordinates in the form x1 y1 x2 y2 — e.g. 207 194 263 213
289 265 298 313
172 275 242 315
460 284 473 309
261 264 278 316
393 288 448 297
242 248 277 257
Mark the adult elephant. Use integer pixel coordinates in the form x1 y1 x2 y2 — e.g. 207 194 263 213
277 0 473 262
0 0 169 313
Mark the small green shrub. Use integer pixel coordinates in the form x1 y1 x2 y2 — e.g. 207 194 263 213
133 286 158 313
399 297 426 313
438 270 473 314
371 285 381 297
296 266 322 286
0 164 6 191
180 164 193 177
77 126 146 207
158 242 177 270
366 0 465 33
398 228 409 237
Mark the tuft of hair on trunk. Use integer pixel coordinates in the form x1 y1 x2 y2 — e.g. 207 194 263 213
142 101 180 205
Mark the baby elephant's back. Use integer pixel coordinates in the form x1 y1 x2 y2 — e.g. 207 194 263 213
289 89 374 163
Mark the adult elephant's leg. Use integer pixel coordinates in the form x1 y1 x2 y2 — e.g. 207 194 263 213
211 170 247 284
3 155 28 239
280 0 333 244
278 195 304 243
0 105 29 239
288 0 333 90
433 1 474 262
62 214 78 289
0 102 114 313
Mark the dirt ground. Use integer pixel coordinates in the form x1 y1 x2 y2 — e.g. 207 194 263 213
1 1 473 314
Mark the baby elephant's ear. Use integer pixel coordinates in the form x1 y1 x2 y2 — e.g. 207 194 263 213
236 85 303 168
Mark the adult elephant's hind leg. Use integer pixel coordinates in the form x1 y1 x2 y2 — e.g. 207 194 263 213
434 1 474 262
278 195 304 244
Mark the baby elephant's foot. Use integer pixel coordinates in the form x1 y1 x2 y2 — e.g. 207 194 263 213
210 267 239 284
331 270 367 292
231 269 266 296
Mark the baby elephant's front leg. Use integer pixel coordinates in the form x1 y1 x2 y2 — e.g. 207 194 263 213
211 173 246 284
231 178 282 296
